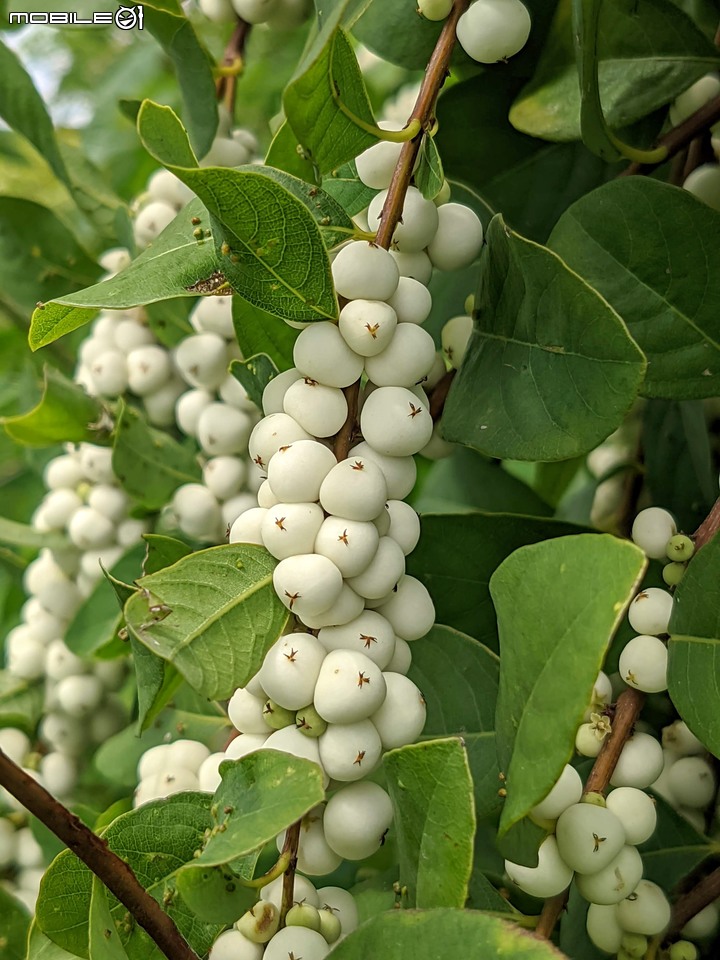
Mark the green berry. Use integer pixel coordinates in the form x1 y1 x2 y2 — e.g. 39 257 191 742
236 900 279 943
295 704 328 738
669 941 699 960
463 293 475 316
662 562 686 587
262 699 296 731
620 932 648 958
318 907 342 944
285 901 321 931
666 534 695 562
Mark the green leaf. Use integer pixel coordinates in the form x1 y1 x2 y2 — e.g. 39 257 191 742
142 0 218 158
492 534 646 835
111 401 202 511
414 135 444 202
322 159 376 218
37 794 223 960
0 886 30 960
326 908 568 960
2 367 108 448
0 517 67 552
124 543 289 700
253 165 356 249
412 449 553 517
0 671 44 734
143 535 192 576
94 709 229 790
132 638 183 735
668 533 720 757
26 922 79 960
641 792 717 888
384 738 475 909
144 298 194 348
174 865 256 924
88 878 128 960
0 40 71 190
284 25 378 174
510 0 720 142
193 752 325 866
643 400 717 533
559 886 606 960
441 216 646 461
549 178 720 399
232 297 299 371
64 544 146 658
0 198 100 318
229 355 278 412
264 120 320 184
28 198 216 351
407 513 589 650
137 101 338 324
351 0 444 70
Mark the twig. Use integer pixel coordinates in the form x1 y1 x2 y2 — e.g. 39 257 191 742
535 891 569 939
279 819 302 927
666 865 720 938
0 750 200 960
333 379 361 461
619 94 720 177
215 17 252 116
583 687 646 795
693 495 720 551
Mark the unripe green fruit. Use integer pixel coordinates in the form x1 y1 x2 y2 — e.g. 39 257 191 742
318 908 342 944
263 699 296 730
663 562 686 586
236 900 280 943
285 902 321 931
620 932 648 957
417 0 452 20
669 941 699 960
295 705 328 738
666 534 694 562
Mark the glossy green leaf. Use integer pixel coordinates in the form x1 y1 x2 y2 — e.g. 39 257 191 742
111 401 201 511
0 885 30 960
441 216 646 461
0 671 44 735
26 922 79 960
232 297 299 371
413 448 552 517
229 355 278 412
407 513 588 650
492 534 646 834
264 120 320 184
137 101 338 323
0 199 99 318
143 0 218 158
0 517 67 552
0 40 71 189
194 752 325 866
322 159 376 218
2 367 108 448
124 543 289 700
327 908 568 960
142 535 192 576
28 198 217 351
643 400 717 533
414 135 444 202
641 792 717 888
37 794 223 960
94 708 229 790
351 0 444 70
132 638 183 735
174 865 255 924
550 178 720 399
64 543 146 658
385 738 475 909
284 25 377 173
510 0 720 142
668 533 720 757
88 878 128 960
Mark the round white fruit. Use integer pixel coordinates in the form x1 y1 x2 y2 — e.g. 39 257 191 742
331 242 400 301
319 456 388 522
427 203 484 271
504 835 573 899
631 507 677 560
627 588 673 636
555 802 626 874
293 322 364 388
318 719 383 781
605 787 657 845
375 575 435 641
283 378 348 438
266 440 337 503
261 502 325 561
273 554 343 618
531 764 583 822
619 634 668 693
575 844 644 905
456 0 531 64
610 732 665 789
338 299 398 357
323 781 393 860
616 879 671 936
259 633 326 711
313 649 387 724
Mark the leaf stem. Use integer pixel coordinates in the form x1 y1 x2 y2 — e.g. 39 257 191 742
241 852 292 889
279 819 302 927
0 749 201 960
692 494 720 552
620 94 720 178
215 17 252 117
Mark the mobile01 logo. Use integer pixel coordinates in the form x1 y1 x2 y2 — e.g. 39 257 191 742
8 4 144 28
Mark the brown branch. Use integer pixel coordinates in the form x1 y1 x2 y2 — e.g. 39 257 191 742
620 94 720 177
0 750 200 960
693 495 720 552
667 865 720 939
333 379 361 461
583 687 646 796
535 891 569 940
279 819 302 927
215 17 252 116
429 368 456 422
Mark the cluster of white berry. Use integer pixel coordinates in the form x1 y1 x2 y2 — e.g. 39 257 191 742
671 73 720 213
418 0 531 65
